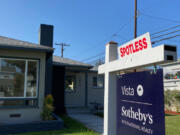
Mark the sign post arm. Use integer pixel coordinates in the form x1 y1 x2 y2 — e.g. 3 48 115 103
104 41 118 135
104 72 117 135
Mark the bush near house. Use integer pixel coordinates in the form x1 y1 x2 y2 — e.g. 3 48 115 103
164 90 180 135
164 90 180 112
41 94 54 120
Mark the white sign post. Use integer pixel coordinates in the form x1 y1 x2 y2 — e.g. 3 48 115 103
98 33 177 135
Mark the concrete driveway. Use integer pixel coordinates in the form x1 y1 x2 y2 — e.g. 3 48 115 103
67 107 104 134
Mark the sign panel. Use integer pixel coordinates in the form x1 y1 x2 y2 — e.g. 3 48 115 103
117 70 165 135
118 32 152 58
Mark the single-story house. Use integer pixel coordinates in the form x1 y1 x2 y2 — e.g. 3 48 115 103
0 24 104 124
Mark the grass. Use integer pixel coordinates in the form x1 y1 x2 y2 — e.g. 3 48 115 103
166 114 180 135
15 115 99 135
13 113 180 135
95 112 180 135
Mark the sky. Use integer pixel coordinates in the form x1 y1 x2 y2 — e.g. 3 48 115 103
0 0 180 63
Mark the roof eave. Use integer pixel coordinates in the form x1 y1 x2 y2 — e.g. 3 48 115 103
0 45 54 53
53 62 92 69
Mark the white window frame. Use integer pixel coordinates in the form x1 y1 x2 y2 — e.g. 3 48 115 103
0 57 39 99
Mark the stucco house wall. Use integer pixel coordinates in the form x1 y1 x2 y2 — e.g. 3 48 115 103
87 72 104 107
65 72 86 107
64 71 104 108
0 49 46 124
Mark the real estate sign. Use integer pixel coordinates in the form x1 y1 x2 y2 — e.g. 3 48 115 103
116 70 165 135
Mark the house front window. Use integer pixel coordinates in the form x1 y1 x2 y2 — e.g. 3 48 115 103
65 75 76 92
0 58 39 107
92 75 104 88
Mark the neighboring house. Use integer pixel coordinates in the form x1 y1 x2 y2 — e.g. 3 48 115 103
162 60 180 91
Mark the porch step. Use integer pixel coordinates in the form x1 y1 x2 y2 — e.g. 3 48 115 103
66 107 91 114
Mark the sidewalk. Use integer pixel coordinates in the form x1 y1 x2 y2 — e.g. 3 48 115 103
67 108 104 134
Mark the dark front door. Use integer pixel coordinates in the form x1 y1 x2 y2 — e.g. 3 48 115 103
52 65 66 114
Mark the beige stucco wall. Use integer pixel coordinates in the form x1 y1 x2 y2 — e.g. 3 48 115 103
65 72 86 107
87 72 104 107
65 71 104 108
0 49 46 124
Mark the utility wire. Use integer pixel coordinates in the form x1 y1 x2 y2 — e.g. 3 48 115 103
151 25 180 36
71 39 107 59
84 26 180 62
81 15 180 63
87 56 105 65
112 18 133 37
119 17 179 46
139 10 180 23
138 0 162 14
83 54 105 63
81 51 105 62
142 13 180 24
88 34 180 64
71 18 133 59
168 39 180 43
152 34 180 44
151 29 180 39
84 30 180 63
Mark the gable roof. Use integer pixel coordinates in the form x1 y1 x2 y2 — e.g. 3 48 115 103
0 36 53 52
53 56 92 68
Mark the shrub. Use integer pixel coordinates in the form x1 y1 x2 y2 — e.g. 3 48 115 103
164 90 180 112
41 94 54 120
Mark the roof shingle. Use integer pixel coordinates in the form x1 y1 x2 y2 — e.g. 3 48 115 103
53 56 92 68
0 36 53 52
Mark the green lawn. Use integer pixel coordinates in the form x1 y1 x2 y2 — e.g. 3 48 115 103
166 115 180 135
95 112 180 135
13 114 180 135
15 115 99 135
